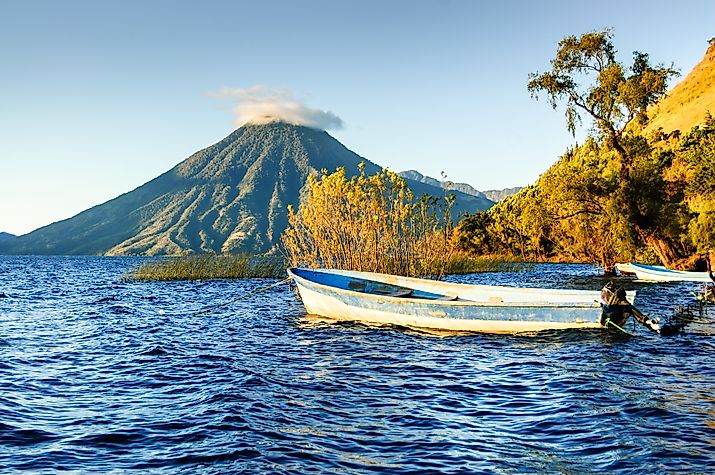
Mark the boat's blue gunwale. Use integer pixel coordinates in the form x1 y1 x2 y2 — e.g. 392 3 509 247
634 263 698 274
298 267 602 298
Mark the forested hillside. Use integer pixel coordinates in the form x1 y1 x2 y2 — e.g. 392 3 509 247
456 33 715 273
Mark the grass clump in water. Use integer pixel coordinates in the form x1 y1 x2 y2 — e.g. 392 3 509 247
126 254 284 281
442 254 533 275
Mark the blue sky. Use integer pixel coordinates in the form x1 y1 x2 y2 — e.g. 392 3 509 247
1 0 713 235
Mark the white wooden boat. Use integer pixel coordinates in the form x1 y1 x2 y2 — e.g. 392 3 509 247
615 263 640 276
288 268 636 333
628 263 714 282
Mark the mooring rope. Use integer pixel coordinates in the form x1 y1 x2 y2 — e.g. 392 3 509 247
192 277 292 316
603 317 635 336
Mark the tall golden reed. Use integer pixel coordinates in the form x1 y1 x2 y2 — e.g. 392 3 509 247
281 165 458 278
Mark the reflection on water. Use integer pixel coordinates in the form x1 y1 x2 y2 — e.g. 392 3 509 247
0 257 713 473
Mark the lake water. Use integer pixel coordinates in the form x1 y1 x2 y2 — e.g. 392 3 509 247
1 256 714 474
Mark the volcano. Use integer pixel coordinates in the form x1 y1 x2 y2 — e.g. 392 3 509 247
0 122 493 255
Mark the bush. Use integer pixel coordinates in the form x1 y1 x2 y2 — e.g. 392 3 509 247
281 165 456 278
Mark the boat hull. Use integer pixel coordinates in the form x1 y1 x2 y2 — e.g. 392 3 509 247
629 263 713 282
615 263 638 276
288 268 617 333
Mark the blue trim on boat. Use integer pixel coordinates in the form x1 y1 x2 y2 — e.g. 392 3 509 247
289 267 451 300
634 264 677 273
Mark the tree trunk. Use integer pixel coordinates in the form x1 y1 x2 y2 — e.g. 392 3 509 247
610 137 686 269
610 134 631 179
673 254 708 272
639 229 683 268
602 262 617 276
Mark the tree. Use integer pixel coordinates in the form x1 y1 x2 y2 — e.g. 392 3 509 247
536 140 637 273
455 212 494 255
669 115 715 257
528 30 684 267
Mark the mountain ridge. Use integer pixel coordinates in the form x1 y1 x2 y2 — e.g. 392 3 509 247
398 170 520 202
482 187 524 202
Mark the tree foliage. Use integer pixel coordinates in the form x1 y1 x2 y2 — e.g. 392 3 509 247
456 31 714 272
521 29 700 269
527 30 678 150
658 114 715 254
455 119 715 271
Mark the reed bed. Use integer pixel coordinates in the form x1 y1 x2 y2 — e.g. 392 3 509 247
126 253 525 282
282 167 449 278
126 254 284 281
282 166 531 279
441 253 533 275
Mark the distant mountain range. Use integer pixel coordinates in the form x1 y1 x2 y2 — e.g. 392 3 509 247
0 123 494 256
398 170 521 203
481 187 523 202
0 232 16 241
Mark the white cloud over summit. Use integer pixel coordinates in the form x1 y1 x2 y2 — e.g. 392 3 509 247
210 86 344 131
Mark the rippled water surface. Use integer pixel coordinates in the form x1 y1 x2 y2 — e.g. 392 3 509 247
1 256 714 474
